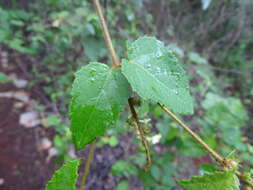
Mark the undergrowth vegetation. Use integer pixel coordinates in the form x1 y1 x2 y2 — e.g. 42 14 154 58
1 0 253 189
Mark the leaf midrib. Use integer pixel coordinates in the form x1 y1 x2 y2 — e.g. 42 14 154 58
77 70 113 147
127 59 173 100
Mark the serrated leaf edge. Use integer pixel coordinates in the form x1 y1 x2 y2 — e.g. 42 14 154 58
177 170 239 189
46 159 80 190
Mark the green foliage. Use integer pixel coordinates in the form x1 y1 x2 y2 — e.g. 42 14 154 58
178 170 239 190
97 136 119 147
188 52 208 65
3 0 253 189
0 72 9 83
111 160 138 177
112 153 176 190
0 8 35 54
202 93 248 150
46 159 80 190
122 36 193 114
69 62 130 149
116 181 130 190
139 155 175 190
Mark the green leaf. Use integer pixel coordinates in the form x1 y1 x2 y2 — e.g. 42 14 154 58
70 62 130 149
178 170 240 190
151 165 161 181
109 136 119 147
84 37 107 60
111 160 137 177
0 72 9 83
202 93 248 150
122 36 193 114
46 159 80 190
116 181 130 190
188 52 208 65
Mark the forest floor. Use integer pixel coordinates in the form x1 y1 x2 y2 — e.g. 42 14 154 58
0 49 56 190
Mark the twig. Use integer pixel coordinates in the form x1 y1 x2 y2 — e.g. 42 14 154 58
91 0 253 187
236 171 253 188
158 103 253 188
92 0 120 67
128 98 152 171
158 103 226 164
79 141 96 190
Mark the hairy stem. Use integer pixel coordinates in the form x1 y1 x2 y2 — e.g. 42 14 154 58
92 0 150 172
236 171 253 188
158 103 224 163
92 0 253 187
158 103 253 187
92 0 120 67
128 98 152 171
79 141 96 190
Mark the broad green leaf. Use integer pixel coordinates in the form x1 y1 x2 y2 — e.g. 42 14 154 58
46 159 80 190
178 170 240 190
122 36 193 114
70 62 130 149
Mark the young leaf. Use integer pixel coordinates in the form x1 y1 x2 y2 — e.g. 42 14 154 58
178 170 240 190
70 62 130 149
46 159 80 190
122 36 193 114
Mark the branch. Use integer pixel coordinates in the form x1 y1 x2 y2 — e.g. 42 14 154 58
79 140 96 190
158 103 224 163
236 171 253 188
158 103 253 188
91 0 253 187
92 0 150 171
92 0 120 67
128 98 152 171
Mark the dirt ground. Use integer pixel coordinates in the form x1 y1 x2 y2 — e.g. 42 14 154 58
0 51 57 190
0 97 56 190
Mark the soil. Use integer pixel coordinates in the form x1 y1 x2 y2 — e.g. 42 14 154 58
0 97 55 190
0 51 56 190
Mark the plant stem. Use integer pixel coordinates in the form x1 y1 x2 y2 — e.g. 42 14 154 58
158 103 224 163
158 103 253 187
92 0 151 171
92 0 120 67
92 0 253 187
79 141 96 190
236 171 253 188
128 98 152 171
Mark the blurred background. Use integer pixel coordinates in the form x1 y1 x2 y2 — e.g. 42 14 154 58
0 0 253 189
